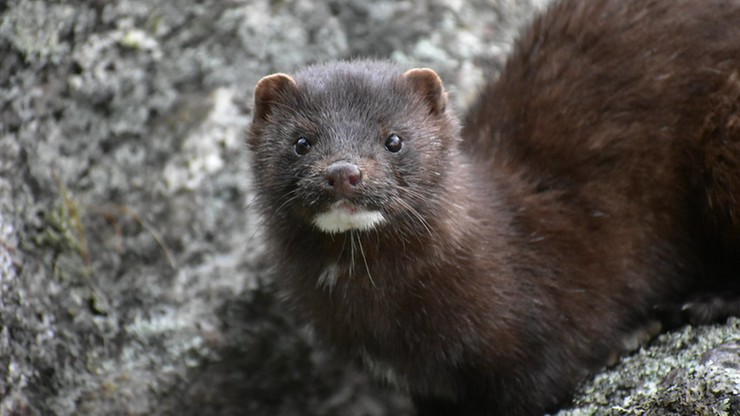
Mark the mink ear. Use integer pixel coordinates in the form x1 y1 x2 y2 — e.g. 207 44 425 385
401 68 447 115
252 73 298 122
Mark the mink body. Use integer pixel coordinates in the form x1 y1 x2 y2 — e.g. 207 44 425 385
247 0 740 414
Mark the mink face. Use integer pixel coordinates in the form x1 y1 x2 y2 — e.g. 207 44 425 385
248 61 458 237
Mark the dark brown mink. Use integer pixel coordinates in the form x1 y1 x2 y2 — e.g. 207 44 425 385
246 0 740 414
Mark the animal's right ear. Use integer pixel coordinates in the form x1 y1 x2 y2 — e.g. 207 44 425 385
252 73 298 122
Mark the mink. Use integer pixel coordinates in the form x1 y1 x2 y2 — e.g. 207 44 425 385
246 0 740 414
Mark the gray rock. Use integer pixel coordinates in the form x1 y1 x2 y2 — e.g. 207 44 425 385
562 320 740 416
0 0 736 415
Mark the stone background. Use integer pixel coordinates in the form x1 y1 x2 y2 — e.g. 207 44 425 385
0 0 738 415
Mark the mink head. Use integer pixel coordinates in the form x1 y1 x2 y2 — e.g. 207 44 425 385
248 60 459 236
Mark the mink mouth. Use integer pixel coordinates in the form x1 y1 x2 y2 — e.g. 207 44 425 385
333 200 360 214
312 199 386 234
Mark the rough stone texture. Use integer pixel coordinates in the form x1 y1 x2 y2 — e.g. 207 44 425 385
561 320 740 416
0 0 737 415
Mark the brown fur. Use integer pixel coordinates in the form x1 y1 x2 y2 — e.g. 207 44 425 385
247 0 740 414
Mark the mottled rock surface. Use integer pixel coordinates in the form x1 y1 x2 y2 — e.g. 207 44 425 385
0 0 737 415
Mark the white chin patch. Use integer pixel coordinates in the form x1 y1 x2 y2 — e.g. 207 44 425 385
313 201 385 233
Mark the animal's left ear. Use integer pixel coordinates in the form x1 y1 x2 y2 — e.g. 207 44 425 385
401 68 447 115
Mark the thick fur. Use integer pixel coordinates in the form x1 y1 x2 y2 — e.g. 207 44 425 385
247 0 740 414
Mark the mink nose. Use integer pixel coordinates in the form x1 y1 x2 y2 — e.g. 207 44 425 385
325 162 362 196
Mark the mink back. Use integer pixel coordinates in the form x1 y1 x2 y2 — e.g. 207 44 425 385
463 0 740 294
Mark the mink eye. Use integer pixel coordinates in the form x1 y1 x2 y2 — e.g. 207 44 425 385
294 136 312 156
385 133 403 153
